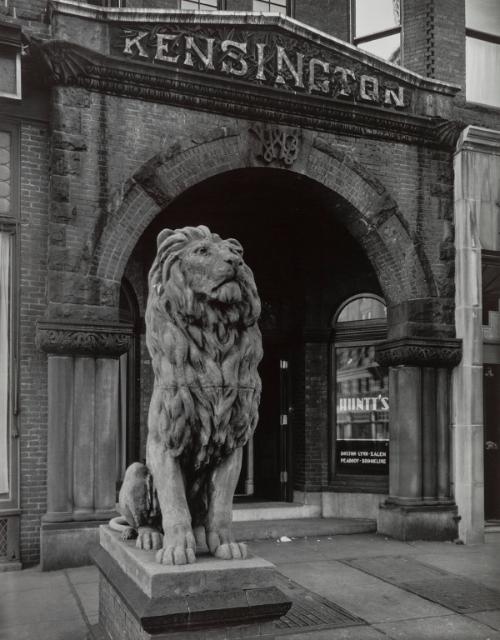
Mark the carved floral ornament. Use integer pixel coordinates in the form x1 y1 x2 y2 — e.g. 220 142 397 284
375 337 462 369
36 321 133 357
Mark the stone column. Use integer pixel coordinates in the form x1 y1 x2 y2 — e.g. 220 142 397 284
37 321 132 524
376 337 462 541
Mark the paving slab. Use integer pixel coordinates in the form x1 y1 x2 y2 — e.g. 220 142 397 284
374 613 500 640
468 610 500 631
0 568 67 596
282 625 389 639
72 580 99 618
0 618 89 640
0 586 84 629
275 560 450 623
66 565 99 585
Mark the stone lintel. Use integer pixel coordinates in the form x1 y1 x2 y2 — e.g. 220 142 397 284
376 336 462 368
36 320 133 357
94 527 291 637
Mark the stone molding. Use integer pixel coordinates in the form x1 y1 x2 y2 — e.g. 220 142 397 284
36 320 133 357
32 8 463 149
375 337 462 368
456 125 500 156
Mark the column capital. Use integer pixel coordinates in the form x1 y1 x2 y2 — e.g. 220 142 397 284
36 320 133 357
375 337 462 368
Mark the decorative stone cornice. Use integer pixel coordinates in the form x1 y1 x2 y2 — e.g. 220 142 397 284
36 321 134 357
30 6 462 150
375 337 462 368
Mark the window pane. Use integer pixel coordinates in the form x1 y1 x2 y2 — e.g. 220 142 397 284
466 36 500 107
0 131 11 215
358 32 401 63
0 52 17 97
0 232 12 495
466 0 500 37
335 345 389 476
253 0 287 14
337 297 386 323
181 0 218 10
355 0 400 38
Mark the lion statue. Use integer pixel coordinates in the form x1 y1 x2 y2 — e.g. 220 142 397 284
112 225 262 565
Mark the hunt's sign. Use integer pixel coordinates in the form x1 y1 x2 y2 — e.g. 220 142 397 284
111 25 409 110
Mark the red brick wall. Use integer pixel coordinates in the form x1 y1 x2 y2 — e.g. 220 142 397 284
295 0 350 40
19 124 50 565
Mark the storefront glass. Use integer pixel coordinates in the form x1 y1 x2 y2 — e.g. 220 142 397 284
332 295 389 479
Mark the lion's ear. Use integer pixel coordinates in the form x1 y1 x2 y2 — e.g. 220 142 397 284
157 228 175 248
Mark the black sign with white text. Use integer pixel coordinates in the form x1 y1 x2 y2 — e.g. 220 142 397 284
336 439 389 475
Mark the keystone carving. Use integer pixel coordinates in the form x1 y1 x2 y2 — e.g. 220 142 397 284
36 321 133 357
250 124 300 166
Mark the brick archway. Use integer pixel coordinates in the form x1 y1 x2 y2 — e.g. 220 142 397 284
94 127 437 308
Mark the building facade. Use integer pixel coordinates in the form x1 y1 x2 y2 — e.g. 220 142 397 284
0 0 499 569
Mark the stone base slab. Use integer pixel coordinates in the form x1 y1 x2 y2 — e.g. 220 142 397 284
40 520 108 570
93 526 291 639
377 502 459 541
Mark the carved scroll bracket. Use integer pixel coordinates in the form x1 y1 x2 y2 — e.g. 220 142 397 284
36 320 133 357
375 337 462 368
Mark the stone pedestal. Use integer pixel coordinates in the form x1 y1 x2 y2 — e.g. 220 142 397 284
93 526 291 640
376 337 462 541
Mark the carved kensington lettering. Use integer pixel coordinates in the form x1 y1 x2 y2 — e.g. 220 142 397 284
115 26 408 110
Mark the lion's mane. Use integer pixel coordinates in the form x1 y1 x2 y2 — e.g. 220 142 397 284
145 225 263 470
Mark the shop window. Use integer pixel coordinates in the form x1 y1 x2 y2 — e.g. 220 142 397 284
466 0 500 107
253 0 289 16
181 0 219 9
352 0 401 64
331 295 389 490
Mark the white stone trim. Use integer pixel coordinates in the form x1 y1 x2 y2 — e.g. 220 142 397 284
453 124 500 543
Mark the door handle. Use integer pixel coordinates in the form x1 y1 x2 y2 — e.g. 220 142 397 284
485 441 498 450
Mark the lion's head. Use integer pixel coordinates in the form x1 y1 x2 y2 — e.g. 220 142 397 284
147 225 261 328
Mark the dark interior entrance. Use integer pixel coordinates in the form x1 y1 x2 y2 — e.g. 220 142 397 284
484 364 500 520
124 168 381 503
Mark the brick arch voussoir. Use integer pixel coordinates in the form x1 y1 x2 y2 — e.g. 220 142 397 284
307 140 437 302
96 131 437 304
96 132 250 283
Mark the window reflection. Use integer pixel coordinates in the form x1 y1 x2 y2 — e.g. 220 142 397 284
353 0 401 64
465 0 500 107
355 0 400 38
333 294 389 477
253 0 288 14
181 0 218 10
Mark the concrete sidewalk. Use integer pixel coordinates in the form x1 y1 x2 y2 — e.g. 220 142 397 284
1 532 500 640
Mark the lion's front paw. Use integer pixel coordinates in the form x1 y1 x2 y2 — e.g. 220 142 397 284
207 530 248 560
155 527 196 565
136 526 163 551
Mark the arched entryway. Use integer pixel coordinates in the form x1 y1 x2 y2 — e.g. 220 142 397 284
118 167 398 513
38 127 461 563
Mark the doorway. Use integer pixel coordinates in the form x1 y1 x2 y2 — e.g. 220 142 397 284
483 364 500 521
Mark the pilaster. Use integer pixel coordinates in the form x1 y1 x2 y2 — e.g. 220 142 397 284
36 320 132 568
375 336 461 541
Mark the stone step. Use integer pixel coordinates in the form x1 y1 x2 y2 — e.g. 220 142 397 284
233 501 321 522
232 517 377 541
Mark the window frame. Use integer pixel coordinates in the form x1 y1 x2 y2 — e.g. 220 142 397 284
252 0 293 17
328 294 389 494
465 27 500 109
0 121 20 516
180 0 224 10
350 0 403 65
